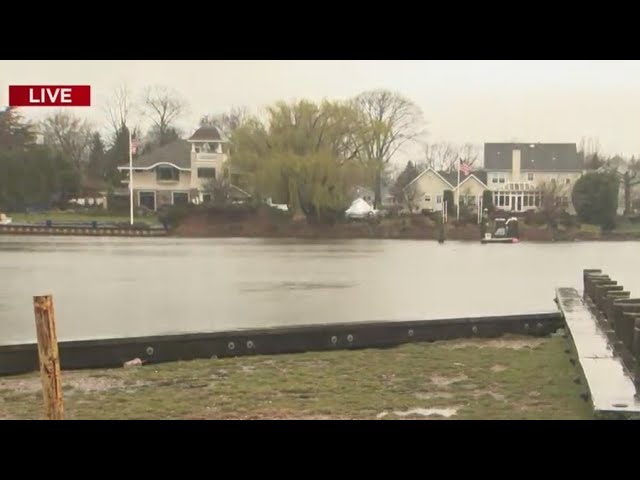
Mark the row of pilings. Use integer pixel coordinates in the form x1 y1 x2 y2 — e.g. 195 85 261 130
583 269 640 392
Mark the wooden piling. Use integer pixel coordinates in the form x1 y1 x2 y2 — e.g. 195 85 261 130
33 294 64 420
586 276 612 302
604 291 631 322
594 284 621 309
583 269 602 298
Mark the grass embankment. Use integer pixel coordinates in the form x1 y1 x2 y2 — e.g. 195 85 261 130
9 211 160 227
0 336 593 420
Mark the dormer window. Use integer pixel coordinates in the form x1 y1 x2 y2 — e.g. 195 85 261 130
157 166 179 182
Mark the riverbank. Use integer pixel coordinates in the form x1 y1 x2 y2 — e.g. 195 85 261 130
0 335 593 420
173 211 640 242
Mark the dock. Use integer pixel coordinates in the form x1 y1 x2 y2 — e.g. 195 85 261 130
556 274 640 414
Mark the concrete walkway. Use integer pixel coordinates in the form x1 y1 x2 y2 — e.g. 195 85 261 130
556 287 640 414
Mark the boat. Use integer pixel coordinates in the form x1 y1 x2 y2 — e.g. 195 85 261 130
481 217 520 244
0 213 12 225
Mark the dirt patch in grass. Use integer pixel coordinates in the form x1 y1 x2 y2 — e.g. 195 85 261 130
445 337 546 350
0 336 593 420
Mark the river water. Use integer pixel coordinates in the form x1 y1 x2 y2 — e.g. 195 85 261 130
1 236 638 345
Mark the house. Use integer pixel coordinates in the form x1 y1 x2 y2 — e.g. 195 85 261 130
403 167 488 213
484 143 583 214
404 142 584 215
117 125 250 211
350 185 396 208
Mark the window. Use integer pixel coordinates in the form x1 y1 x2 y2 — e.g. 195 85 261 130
492 173 506 184
157 167 179 182
424 195 431 202
194 147 201 153
565 178 571 185
468 196 476 206
198 168 216 179
523 196 529 207
562 196 569 207
172 192 189 205
527 173 534 181
436 195 442 204
139 191 155 211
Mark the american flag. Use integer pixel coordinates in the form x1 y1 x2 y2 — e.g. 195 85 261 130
459 160 472 176
130 139 140 155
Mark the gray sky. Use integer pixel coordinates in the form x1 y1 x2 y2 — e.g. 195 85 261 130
2 60 640 159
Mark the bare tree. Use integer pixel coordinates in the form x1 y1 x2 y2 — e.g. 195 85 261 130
353 89 425 207
142 85 188 146
104 83 132 143
202 177 234 205
578 136 604 170
538 180 569 229
620 157 640 215
458 143 481 169
400 181 419 214
423 142 457 171
41 111 93 170
202 106 250 138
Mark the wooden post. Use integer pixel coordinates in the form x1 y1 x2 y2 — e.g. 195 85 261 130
33 294 64 420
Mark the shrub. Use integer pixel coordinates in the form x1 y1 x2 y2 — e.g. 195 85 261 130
482 190 494 213
572 172 619 230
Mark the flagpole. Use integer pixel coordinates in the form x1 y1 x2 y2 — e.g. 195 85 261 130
129 128 134 226
456 157 460 222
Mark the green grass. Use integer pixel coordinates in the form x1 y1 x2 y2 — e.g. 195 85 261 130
9 211 159 226
0 336 594 420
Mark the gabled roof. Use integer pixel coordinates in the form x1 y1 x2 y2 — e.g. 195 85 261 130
484 143 583 172
118 140 191 170
407 167 487 190
455 173 489 190
405 167 454 190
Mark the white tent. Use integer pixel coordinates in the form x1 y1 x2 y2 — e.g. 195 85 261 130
345 198 374 218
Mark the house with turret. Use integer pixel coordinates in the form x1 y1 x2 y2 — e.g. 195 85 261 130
117 125 250 211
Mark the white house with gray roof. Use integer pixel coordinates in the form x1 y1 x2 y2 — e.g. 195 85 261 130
405 142 584 215
118 125 250 211
485 143 584 213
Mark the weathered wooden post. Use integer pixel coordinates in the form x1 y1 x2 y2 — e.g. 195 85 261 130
604 291 630 323
594 283 621 311
33 294 64 420
612 299 640 353
586 275 611 303
583 269 602 298
633 318 640 394
583 272 607 300
621 311 640 353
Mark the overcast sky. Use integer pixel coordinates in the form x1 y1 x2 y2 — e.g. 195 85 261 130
2 60 640 159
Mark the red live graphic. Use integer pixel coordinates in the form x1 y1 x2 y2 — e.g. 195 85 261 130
8 85 91 107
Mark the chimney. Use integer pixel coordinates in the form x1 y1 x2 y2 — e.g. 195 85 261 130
512 148 521 182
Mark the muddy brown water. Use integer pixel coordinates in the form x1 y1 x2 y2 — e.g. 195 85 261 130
1 236 638 345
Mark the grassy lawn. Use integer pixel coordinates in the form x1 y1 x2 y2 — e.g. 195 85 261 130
0 335 593 420
9 211 159 226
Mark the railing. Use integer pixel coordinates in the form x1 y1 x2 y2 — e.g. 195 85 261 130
197 153 224 161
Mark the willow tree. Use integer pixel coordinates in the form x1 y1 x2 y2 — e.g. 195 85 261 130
353 89 425 207
229 99 372 222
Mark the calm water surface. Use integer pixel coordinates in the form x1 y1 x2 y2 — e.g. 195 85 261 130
1 236 638 344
